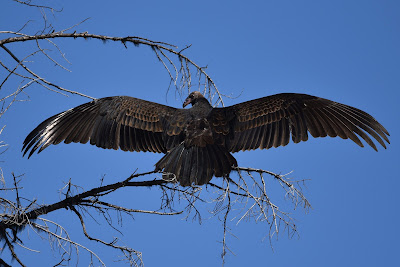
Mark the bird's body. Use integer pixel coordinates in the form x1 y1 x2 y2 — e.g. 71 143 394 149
23 91 390 186
156 94 237 185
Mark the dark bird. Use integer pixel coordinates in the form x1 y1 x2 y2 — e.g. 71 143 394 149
23 92 390 186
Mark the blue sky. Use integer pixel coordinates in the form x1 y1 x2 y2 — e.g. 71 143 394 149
1 0 399 266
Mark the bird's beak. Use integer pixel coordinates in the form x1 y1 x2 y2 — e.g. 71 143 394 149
183 97 191 108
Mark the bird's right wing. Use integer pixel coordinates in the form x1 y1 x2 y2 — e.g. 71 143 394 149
23 96 189 158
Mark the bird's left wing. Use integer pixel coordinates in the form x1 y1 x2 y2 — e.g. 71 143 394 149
213 93 389 152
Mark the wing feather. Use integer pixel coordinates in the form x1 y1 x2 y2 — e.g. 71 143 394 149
23 96 188 157
221 93 389 152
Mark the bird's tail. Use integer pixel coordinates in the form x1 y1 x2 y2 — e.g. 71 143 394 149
155 143 237 186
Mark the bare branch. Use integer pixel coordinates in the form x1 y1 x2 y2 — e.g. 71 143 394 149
71 206 143 266
0 44 95 99
13 0 62 12
0 31 225 105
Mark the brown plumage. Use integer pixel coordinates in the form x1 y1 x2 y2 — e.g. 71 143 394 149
23 92 390 186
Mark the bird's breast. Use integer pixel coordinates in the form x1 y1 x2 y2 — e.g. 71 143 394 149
184 118 214 147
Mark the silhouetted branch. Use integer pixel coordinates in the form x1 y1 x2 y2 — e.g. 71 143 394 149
13 0 62 12
0 171 180 266
0 30 224 105
1 165 311 266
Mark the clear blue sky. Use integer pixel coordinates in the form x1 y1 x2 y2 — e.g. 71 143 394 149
1 0 399 266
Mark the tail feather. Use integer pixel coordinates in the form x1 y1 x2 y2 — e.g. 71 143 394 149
207 145 222 177
205 146 216 179
155 143 237 186
219 146 235 174
196 147 205 184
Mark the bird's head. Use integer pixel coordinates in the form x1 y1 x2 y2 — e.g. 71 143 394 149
183 91 205 108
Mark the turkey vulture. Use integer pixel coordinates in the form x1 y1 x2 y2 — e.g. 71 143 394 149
23 92 390 186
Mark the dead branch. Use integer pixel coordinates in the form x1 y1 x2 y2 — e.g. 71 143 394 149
0 171 173 266
12 0 62 12
0 31 224 105
0 165 310 266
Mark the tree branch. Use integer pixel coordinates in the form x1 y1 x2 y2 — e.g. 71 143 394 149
0 31 224 105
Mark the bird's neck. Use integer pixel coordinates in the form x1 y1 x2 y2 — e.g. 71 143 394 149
190 98 212 117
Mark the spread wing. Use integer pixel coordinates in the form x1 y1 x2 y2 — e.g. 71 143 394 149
216 93 390 152
23 96 189 158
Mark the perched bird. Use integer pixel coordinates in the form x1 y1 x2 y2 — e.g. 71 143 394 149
23 91 390 186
